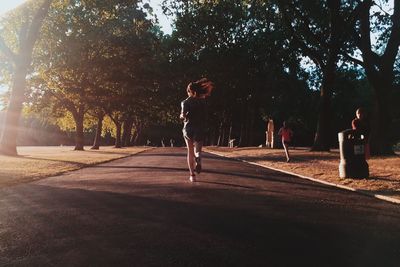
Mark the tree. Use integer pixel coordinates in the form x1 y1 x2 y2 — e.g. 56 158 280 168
276 0 363 151
31 0 157 150
88 105 106 150
163 0 307 146
0 0 52 155
346 0 400 155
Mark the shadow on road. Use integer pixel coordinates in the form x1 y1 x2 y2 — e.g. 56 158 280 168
90 164 342 193
1 182 400 266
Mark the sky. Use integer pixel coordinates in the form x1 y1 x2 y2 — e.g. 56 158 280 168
0 0 173 34
146 0 173 34
0 0 27 15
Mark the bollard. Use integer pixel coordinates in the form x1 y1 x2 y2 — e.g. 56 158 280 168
338 129 369 178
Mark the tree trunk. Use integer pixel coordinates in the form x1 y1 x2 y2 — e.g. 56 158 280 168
310 1 342 152
355 0 398 155
131 130 138 146
311 81 332 151
221 125 227 146
247 106 256 146
368 78 395 155
238 101 247 147
131 126 141 146
91 114 104 150
242 104 255 147
131 119 142 145
126 120 134 146
74 113 85 151
228 122 233 144
217 121 224 146
121 118 133 147
114 122 122 148
311 59 337 152
0 0 52 156
0 61 28 155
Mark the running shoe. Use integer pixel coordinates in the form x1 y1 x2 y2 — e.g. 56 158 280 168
195 157 202 174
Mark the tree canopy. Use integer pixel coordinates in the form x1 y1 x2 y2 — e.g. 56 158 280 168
0 0 398 154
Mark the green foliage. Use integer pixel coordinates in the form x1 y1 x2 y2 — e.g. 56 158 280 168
162 0 313 145
0 0 398 149
28 0 161 138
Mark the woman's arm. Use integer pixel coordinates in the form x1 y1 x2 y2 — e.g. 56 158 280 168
179 112 186 120
180 101 188 120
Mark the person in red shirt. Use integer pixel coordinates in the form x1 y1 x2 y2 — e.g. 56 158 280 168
278 121 293 162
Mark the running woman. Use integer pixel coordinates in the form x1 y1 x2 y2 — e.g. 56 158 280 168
180 78 214 182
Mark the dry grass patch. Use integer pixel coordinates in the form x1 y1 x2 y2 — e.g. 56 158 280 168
205 146 400 201
0 146 151 187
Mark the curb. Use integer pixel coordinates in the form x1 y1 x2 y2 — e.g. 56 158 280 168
206 150 400 205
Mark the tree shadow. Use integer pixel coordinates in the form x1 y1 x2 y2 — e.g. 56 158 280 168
356 188 400 198
2 183 400 266
197 180 261 190
137 152 237 161
90 165 346 193
368 176 400 183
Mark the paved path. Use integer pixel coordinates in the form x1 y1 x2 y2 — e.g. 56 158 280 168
1 147 400 266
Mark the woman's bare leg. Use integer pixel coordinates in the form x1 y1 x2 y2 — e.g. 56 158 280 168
194 141 203 173
282 142 290 162
184 138 196 179
194 141 203 158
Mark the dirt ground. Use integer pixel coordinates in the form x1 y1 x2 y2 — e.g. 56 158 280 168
205 146 400 202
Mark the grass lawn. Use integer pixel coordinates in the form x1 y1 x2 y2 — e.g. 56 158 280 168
0 146 151 187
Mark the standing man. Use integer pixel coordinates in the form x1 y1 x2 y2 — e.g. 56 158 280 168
266 116 275 148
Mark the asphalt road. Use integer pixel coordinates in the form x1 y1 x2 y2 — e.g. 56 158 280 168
1 147 400 266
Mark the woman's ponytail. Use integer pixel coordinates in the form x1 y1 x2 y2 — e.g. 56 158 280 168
189 78 215 96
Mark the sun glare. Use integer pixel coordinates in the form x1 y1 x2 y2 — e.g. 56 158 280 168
0 1 27 16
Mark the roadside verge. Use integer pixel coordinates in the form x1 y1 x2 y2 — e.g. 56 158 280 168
205 147 400 205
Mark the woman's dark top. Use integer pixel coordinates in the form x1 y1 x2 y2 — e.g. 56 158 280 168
181 96 207 141
352 118 370 140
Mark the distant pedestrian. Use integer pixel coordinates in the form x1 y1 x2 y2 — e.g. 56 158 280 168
266 116 274 148
278 121 293 162
180 78 215 182
352 107 370 159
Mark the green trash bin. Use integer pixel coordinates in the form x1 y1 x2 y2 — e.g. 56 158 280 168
338 129 369 178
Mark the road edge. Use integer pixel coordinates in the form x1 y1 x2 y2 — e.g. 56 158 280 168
206 150 400 205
